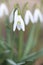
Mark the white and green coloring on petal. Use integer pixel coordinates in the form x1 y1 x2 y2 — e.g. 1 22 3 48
13 9 25 31
34 9 43 23
9 9 14 23
24 10 34 25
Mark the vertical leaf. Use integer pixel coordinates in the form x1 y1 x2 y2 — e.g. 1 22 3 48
23 24 36 57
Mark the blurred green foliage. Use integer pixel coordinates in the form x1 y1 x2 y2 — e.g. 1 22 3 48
0 3 43 65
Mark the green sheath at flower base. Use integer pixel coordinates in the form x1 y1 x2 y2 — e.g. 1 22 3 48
14 4 20 10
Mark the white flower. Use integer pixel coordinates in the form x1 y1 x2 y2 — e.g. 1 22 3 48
34 9 43 23
42 15 43 23
13 10 25 31
24 10 34 25
9 9 14 23
0 3 9 18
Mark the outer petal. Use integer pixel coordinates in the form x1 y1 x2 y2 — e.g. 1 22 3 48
1 3 9 15
42 15 43 23
13 17 17 31
34 9 43 23
9 9 14 23
24 10 34 25
0 6 3 18
13 9 18 31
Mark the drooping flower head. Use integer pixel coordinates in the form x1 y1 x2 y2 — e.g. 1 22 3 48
13 9 25 31
34 9 43 23
0 3 9 18
24 10 34 25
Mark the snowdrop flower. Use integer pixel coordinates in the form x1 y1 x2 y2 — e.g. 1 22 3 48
42 15 43 22
34 9 43 23
13 9 25 31
9 9 14 23
0 3 9 18
24 10 34 25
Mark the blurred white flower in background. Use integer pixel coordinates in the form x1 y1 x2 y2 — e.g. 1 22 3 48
0 3 9 18
24 10 34 25
13 9 25 31
24 9 43 25
9 9 14 23
34 9 43 23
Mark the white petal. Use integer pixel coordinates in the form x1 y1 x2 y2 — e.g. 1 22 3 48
17 25 21 31
9 9 14 23
1 3 9 15
13 10 18 31
42 15 43 23
0 3 9 18
17 15 25 31
13 9 25 31
13 17 17 31
24 10 30 25
24 10 34 25
15 9 18 16
34 9 43 23
0 7 3 18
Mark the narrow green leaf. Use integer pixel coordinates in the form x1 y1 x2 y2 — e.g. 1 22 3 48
17 62 25 65
5 17 11 47
7 59 17 65
27 48 43 61
31 22 40 48
21 48 43 62
23 24 36 57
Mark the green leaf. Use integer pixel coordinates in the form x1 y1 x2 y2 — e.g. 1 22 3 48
7 59 25 65
7 59 17 65
0 40 6 49
21 48 43 62
27 48 43 61
31 22 40 48
5 17 13 49
0 50 10 64
17 62 25 65
23 24 36 57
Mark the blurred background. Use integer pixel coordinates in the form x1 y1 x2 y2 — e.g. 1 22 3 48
0 0 43 65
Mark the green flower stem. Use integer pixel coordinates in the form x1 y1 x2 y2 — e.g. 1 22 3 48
18 31 24 60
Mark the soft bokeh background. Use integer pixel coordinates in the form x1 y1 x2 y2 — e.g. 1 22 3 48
0 0 43 11
0 0 43 65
